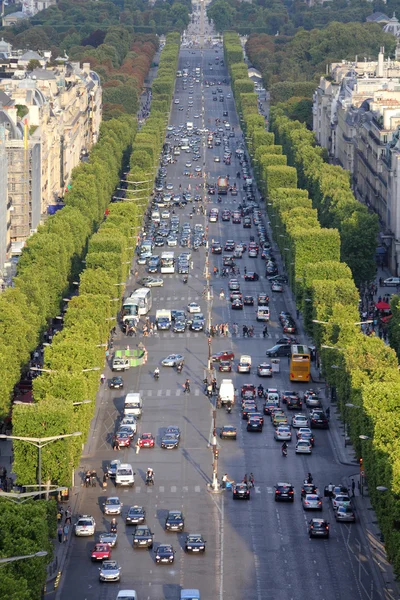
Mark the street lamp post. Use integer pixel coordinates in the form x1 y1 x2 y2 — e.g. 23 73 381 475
0 551 47 567
0 432 82 494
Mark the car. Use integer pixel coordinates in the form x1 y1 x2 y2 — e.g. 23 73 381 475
109 376 124 390
117 425 134 439
309 518 329 538
162 354 185 367
295 440 312 454
241 384 256 400
126 505 146 525
120 416 137 435
165 510 184 531
233 483 250 500
91 543 111 561
166 425 181 439
139 277 164 288
275 482 294 502
257 363 272 377
230 291 243 302
297 428 315 446
231 298 243 310
332 494 352 511
244 272 259 281
257 294 269 306
187 302 201 313
75 515 96 536
274 425 292 442
174 99 179 104
383 277 400 286
214 156 220 162
104 497 123 515
302 494 323 511
219 360 232 372
212 350 235 362
161 433 179 449
99 560 121 582
281 390 299 404
116 592 137 600
173 320 187 333
304 390 322 408
310 410 329 429
271 281 283 292
265 344 291 357
244 295 254 305
155 544 175 564
291 414 309 428
167 235 178 247
272 412 288 427
287 395 303 410
335 505 356 522
247 416 263 432
238 355 251 373
229 278 240 290
222 210 231 221
212 242 222 254
114 431 131 448
220 425 237 440
301 482 317 498
99 532 118 547
132 525 154 548
138 433 155 448
185 534 206 553
224 240 235 251
107 459 121 478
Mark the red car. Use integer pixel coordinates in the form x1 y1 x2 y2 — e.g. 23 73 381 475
241 384 256 399
114 431 131 448
91 543 111 561
138 433 155 448
211 351 235 362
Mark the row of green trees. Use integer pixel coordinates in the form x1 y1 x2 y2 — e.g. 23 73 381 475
0 500 56 600
224 30 400 576
11 32 180 489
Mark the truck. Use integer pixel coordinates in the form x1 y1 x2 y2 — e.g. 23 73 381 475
112 349 146 371
218 379 235 406
156 309 172 330
186 122 193 132
112 356 130 372
217 176 229 195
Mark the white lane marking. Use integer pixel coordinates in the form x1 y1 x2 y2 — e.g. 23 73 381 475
171 486 177 493
166 390 171 397
135 486 141 493
159 486 165 493
183 486 188 492
157 389 162 397
195 485 201 492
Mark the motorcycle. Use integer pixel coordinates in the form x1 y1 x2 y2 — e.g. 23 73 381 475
177 362 183 373
226 403 232 414
110 522 118 533
154 370 160 380
145 474 154 486
257 387 264 398
282 446 287 458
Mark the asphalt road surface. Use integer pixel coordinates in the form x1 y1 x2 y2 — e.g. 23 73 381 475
58 9 384 600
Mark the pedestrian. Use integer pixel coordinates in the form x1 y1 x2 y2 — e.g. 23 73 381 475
351 479 356 497
136 439 141 454
244 266 247 275
379 277 383 287
212 378 217 393
57 510 62 524
249 473 255 488
326 406 330 419
65 506 72 524
184 379 191 393
63 523 70 543
102 473 109 491
113 437 120 451
57 524 63 543
263 325 268 338
243 474 248 485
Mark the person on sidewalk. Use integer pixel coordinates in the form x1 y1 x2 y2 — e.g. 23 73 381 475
63 523 70 543
351 479 356 497
57 525 63 543
65 506 72 524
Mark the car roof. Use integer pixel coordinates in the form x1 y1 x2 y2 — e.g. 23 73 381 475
277 482 292 487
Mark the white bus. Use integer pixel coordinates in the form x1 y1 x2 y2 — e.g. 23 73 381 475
161 251 175 274
129 287 152 316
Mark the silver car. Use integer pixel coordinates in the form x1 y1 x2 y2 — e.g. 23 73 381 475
74 515 96 537
295 440 312 454
99 532 118 547
332 494 352 511
120 416 137 435
302 494 323 511
104 496 123 515
99 560 121 582
107 459 121 478
291 414 309 428
274 426 292 441
335 505 356 522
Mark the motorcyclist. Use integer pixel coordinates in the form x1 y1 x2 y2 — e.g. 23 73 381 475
226 400 232 414
281 442 288 456
110 518 117 533
146 468 154 484
257 384 264 396
307 472 313 484
85 470 91 487
154 367 160 379
184 378 191 393
177 361 183 373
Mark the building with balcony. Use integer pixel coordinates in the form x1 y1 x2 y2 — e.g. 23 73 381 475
0 46 102 269
313 47 400 272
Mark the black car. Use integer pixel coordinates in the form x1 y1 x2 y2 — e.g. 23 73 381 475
275 482 294 502
244 272 259 282
132 525 154 548
224 241 235 252
161 433 180 449
126 505 146 525
109 376 124 390
233 483 250 500
309 518 329 538
287 396 303 410
185 534 206 553
243 295 254 306
243 217 252 228
257 294 269 306
165 510 184 531
212 242 222 254
247 416 263 432
266 344 292 357
173 320 186 333
310 411 329 429
219 360 232 372
155 544 175 564
301 483 317 498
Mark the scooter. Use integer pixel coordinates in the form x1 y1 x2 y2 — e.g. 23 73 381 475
145 474 154 486
154 370 160 380
226 402 232 414
177 362 183 374
282 447 287 458
257 388 264 398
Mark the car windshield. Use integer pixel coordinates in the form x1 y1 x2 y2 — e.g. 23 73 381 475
188 536 202 542
170 513 182 520
78 520 92 526
107 498 119 505
117 469 131 475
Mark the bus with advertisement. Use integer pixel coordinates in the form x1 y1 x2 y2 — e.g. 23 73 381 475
217 176 229 195
160 251 175 274
289 345 311 382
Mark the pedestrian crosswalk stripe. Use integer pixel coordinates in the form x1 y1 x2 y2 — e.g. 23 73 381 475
159 486 165 492
195 486 201 493
171 486 177 493
157 389 162 397
255 486 261 494
166 390 171 397
183 486 188 492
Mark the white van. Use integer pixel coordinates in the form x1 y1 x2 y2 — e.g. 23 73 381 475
124 392 142 419
218 379 235 405
257 307 270 321
151 210 161 224
115 463 135 487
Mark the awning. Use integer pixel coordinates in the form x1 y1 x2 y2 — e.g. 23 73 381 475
375 301 391 310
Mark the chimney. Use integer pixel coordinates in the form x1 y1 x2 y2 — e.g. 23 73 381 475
82 62 90 75
377 47 384 77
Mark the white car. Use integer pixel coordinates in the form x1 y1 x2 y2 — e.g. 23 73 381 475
120 416 137 435
271 282 283 292
383 277 400 286
274 425 292 441
295 440 312 454
117 592 137 600
104 496 123 515
187 302 201 313
214 156 220 162
75 515 96 536
167 236 178 247
174 99 180 104
161 210 170 219
291 414 309 428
